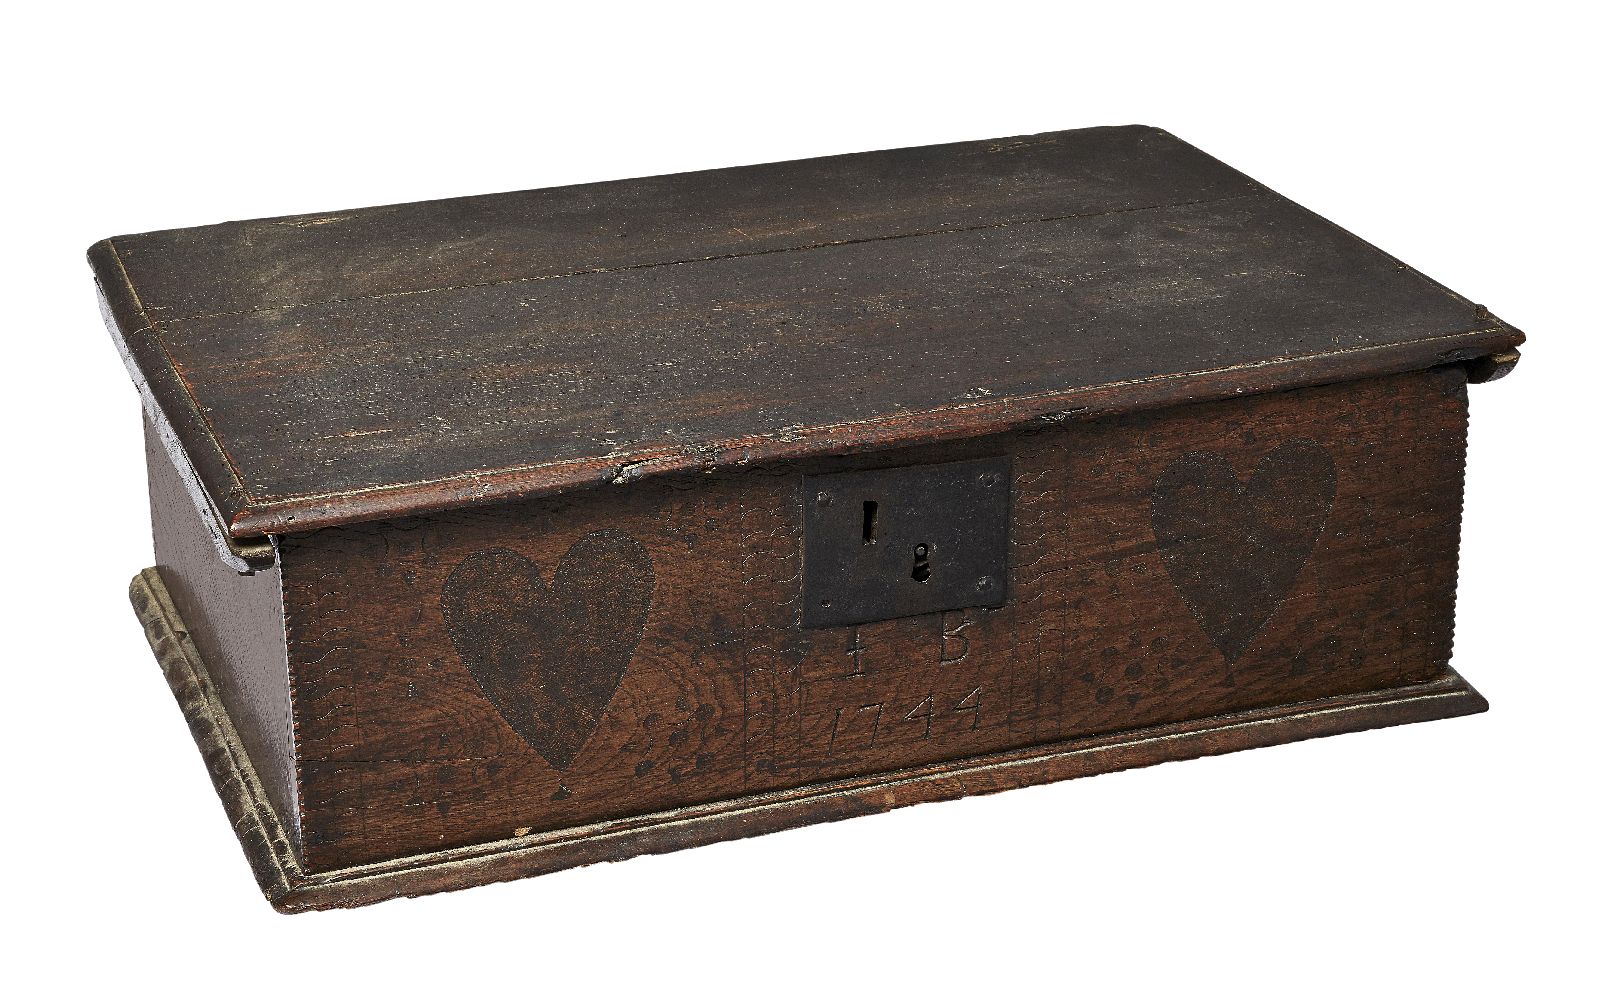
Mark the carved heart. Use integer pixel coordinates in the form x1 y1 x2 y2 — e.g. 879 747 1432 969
441 531 654 771
1150 441 1336 662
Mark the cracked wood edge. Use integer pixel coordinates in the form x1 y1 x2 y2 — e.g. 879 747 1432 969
130 565 1489 913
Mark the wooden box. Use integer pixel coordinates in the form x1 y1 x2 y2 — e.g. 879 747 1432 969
92 125 1523 911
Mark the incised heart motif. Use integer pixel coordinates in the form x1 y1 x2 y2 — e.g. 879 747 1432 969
1149 440 1336 662
441 531 655 771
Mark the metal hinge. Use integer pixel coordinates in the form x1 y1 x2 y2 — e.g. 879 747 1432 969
1463 348 1521 384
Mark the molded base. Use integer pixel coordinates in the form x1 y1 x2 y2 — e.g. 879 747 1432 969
130 566 1488 913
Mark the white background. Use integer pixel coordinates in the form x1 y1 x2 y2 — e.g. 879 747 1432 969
4 3 1591 996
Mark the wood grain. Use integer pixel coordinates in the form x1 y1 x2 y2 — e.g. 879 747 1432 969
441 533 655 771
90 126 1521 539
105 126 1253 318
276 368 1470 872
145 416 298 839
130 563 1488 912
102 126 1523 910
1150 440 1337 660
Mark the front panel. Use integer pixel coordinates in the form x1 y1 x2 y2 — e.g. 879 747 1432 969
281 369 1468 871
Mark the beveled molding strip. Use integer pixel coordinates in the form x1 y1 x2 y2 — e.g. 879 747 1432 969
130 567 1487 913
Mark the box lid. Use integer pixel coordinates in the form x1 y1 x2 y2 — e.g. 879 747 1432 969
92 124 1522 540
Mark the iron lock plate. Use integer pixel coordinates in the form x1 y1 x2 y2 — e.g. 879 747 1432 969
801 456 1010 628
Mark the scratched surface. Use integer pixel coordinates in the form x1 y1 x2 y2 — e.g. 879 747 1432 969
279 369 1467 872
92 125 1517 539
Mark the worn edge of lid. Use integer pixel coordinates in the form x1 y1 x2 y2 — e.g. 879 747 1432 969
89 150 1527 543
94 258 276 571
226 321 1522 536
103 315 1523 548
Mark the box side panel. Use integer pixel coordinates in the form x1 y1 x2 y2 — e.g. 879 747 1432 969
145 417 299 844
281 369 1467 872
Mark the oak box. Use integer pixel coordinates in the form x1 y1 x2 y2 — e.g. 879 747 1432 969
92 125 1523 910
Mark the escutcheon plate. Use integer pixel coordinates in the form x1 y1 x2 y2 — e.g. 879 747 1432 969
801 457 1011 628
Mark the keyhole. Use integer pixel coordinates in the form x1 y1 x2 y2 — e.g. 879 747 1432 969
912 543 931 582
862 500 878 545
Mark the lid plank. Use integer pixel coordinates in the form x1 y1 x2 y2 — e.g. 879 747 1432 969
92 125 1522 538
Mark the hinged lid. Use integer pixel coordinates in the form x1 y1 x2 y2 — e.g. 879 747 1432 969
92 124 1522 540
